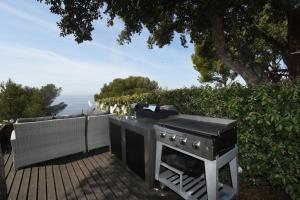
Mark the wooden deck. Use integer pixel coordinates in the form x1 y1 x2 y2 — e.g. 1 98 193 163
3 148 179 200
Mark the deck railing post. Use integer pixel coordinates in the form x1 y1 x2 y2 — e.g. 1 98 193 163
0 142 7 200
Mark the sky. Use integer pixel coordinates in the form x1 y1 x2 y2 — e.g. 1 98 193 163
0 0 202 95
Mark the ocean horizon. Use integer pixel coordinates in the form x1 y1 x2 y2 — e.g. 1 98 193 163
54 95 96 115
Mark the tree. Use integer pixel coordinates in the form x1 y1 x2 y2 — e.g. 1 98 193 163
37 0 298 85
39 84 67 115
192 42 237 86
0 79 66 120
94 76 159 99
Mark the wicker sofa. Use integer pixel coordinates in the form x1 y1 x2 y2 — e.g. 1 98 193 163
11 115 86 169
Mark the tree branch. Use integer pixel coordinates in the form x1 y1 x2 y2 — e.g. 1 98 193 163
210 15 264 85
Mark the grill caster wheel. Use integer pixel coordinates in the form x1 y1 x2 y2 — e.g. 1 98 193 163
160 183 165 190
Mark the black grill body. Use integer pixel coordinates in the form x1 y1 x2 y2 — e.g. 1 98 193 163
155 115 237 160
133 104 178 119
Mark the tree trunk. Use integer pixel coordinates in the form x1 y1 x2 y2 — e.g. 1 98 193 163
210 15 264 86
288 10 300 79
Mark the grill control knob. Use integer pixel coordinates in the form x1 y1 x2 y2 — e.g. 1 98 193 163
160 132 166 138
180 138 187 145
192 141 201 149
169 134 176 141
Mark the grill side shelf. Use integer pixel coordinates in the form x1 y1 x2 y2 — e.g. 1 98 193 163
158 167 236 200
158 166 207 200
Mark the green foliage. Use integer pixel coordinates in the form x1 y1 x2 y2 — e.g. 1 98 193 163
94 76 159 100
38 0 296 85
97 80 300 199
192 42 238 86
0 79 67 120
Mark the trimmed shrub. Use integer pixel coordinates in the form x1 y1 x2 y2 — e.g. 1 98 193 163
97 81 300 199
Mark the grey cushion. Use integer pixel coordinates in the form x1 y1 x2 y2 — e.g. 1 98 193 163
54 113 84 119
17 116 54 123
87 111 109 116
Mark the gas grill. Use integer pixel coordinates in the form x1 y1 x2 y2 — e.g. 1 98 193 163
155 115 237 161
154 114 239 200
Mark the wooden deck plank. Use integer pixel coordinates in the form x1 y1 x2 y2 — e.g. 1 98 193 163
104 152 150 187
46 165 57 200
77 159 106 200
101 153 158 200
53 165 67 200
87 156 125 199
107 153 179 200
99 154 146 198
6 170 15 194
4 153 10 165
4 150 165 200
82 157 116 200
93 154 139 200
65 161 87 200
8 168 23 200
103 153 147 185
38 166 47 200
71 161 97 200
90 155 128 199
5 153 13 178
103 153 181 200
59 164 77 200
17 167 31 200
27 166 38 200
100 153 152 199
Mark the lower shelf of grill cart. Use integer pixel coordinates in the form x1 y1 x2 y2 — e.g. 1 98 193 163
218 184 236 200
158 169 207 200
158 169 236 200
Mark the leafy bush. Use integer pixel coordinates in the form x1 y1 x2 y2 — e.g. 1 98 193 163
0 79 67 121
96 80 300 199
94 76 159 100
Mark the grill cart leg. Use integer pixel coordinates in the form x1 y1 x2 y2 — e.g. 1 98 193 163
155 142 163 180
205 160 218 200
229 156 238 193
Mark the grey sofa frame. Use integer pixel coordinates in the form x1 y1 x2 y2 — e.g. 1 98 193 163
11 117 86 169
86 114 111 151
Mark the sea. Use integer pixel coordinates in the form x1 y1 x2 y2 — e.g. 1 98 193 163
54 95 96 115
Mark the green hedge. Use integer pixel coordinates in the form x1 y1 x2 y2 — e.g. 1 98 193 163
97 81 300 199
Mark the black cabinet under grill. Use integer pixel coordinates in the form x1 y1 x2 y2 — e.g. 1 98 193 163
126 130 145 179
109 122 122 160
109 116 157 188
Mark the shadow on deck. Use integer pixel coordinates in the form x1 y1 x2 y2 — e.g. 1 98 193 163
4 148 181 200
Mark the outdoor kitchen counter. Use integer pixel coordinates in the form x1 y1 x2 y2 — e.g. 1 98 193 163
108 115 159 188
109 115 159 129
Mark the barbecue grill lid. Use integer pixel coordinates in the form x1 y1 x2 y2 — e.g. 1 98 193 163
158 118 233 136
